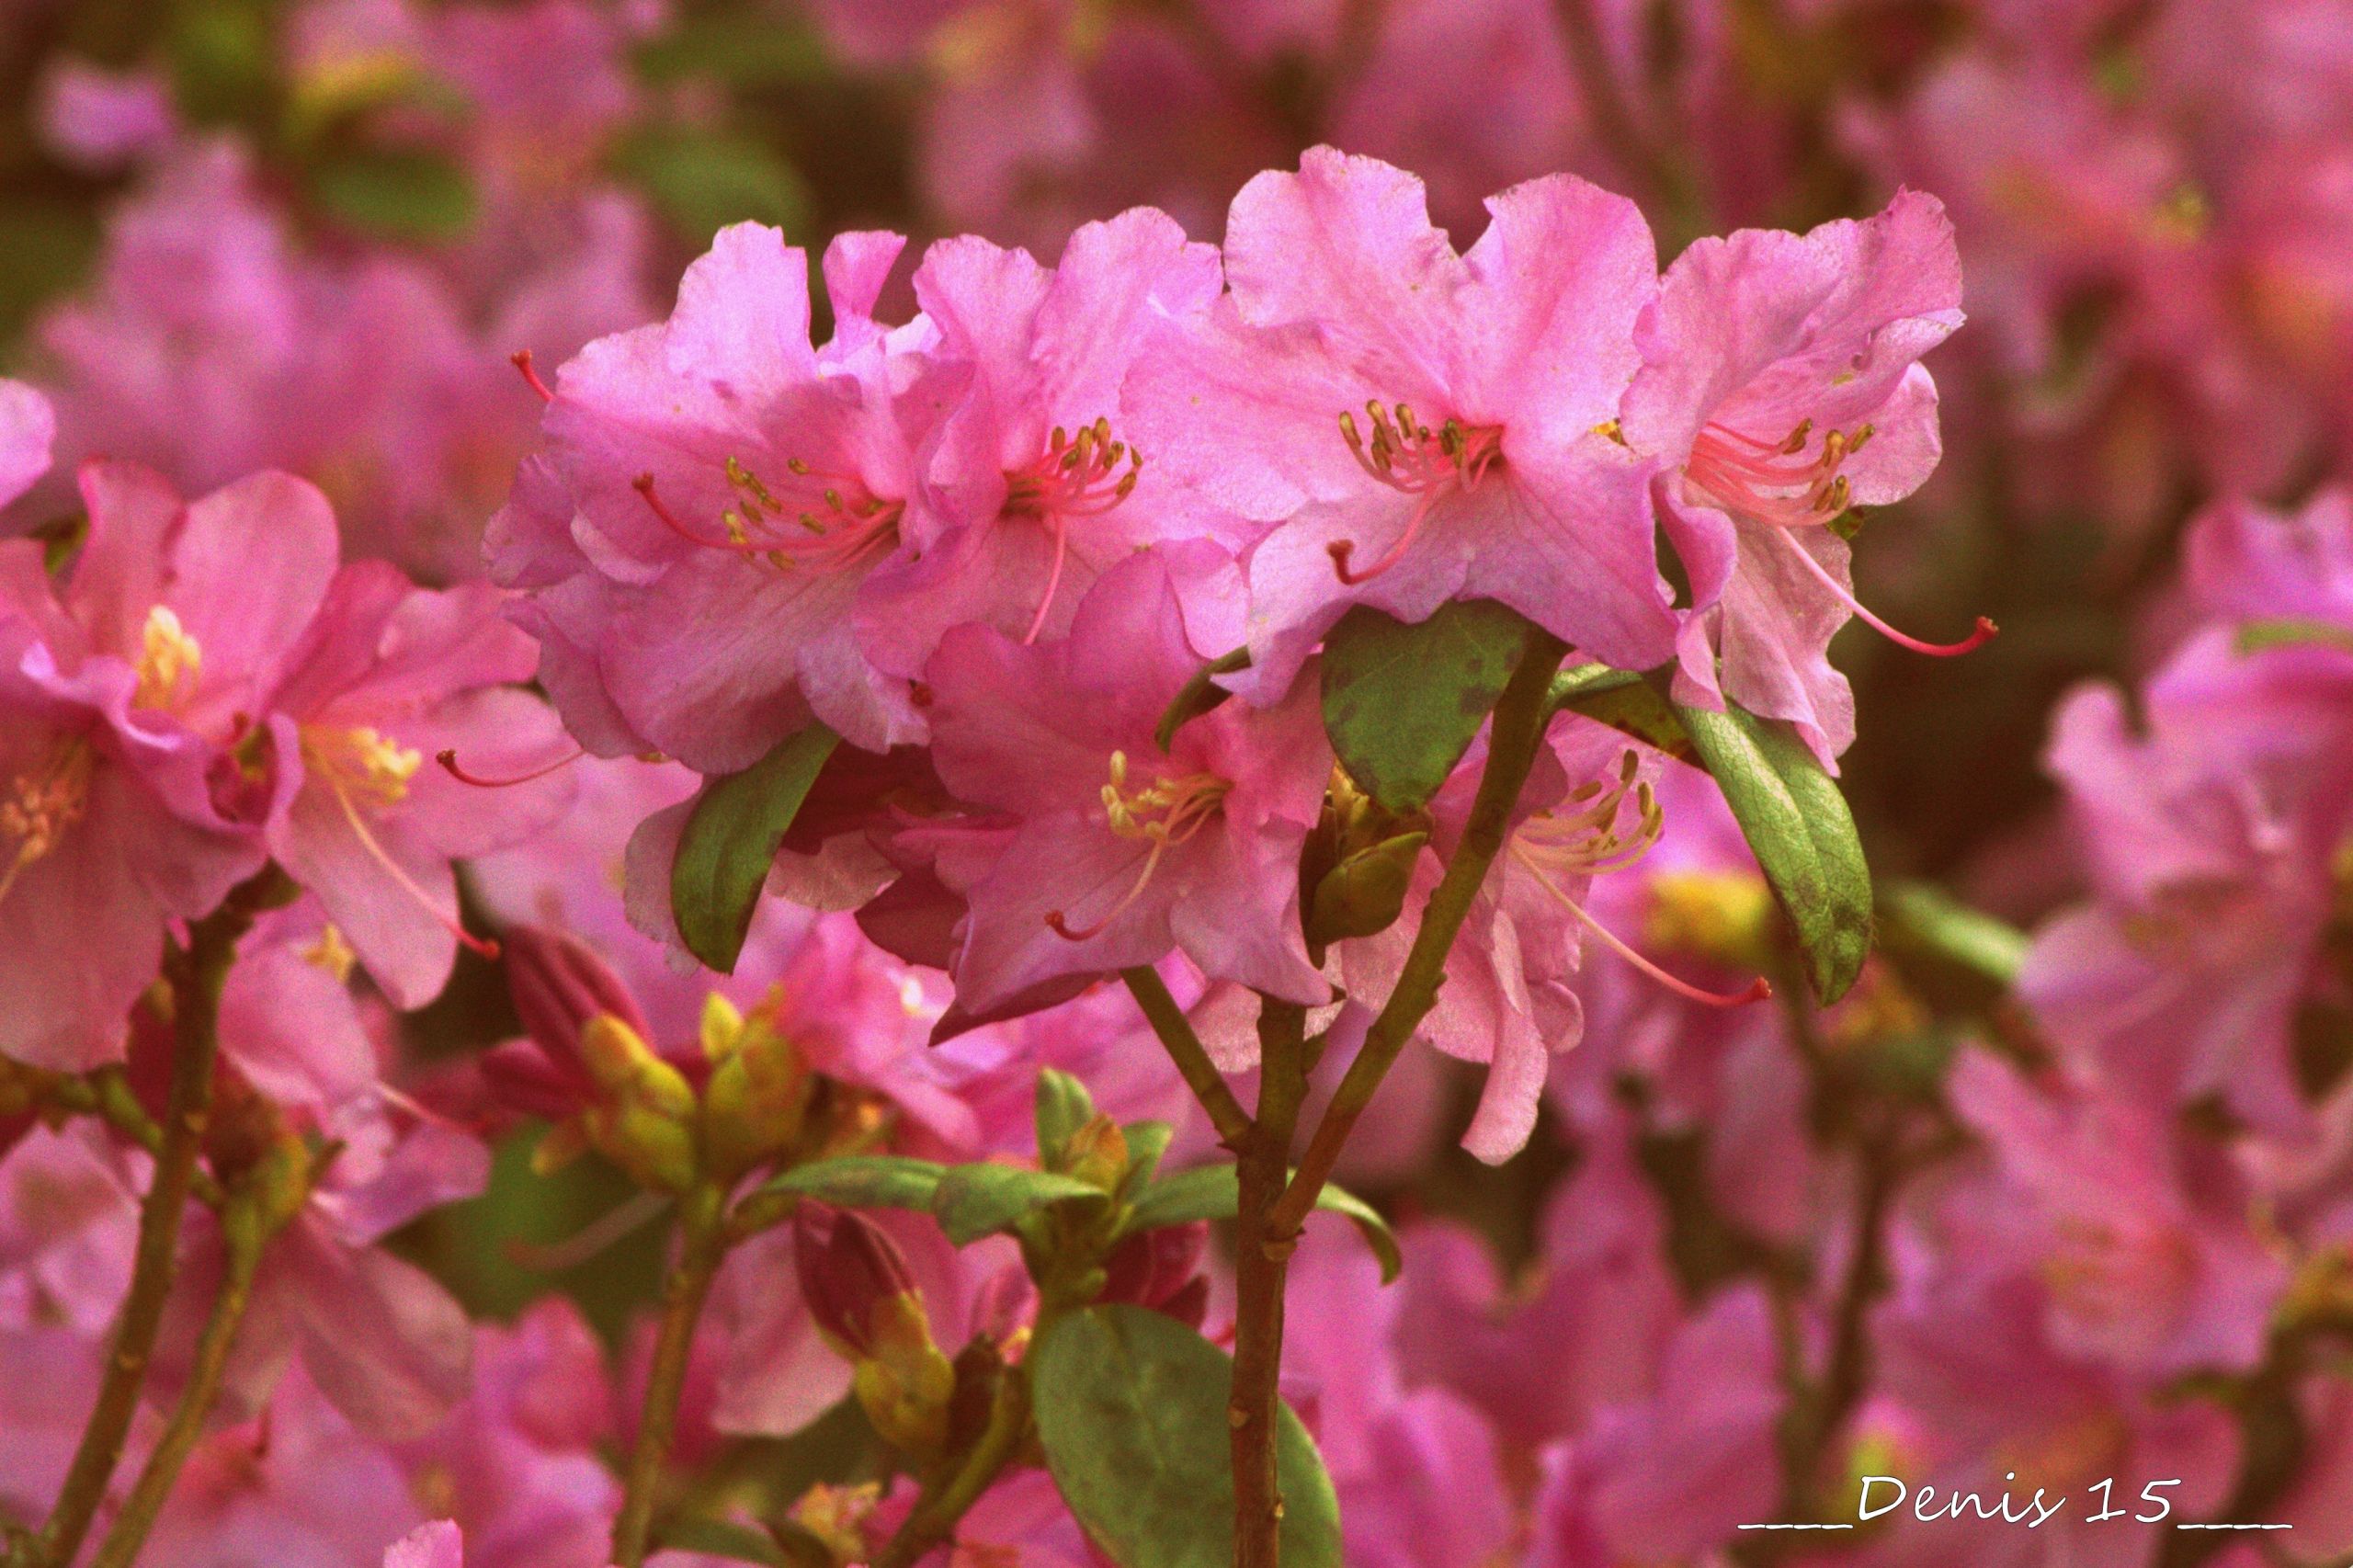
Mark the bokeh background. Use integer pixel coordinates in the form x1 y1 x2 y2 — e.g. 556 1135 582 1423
4 1 2352 1563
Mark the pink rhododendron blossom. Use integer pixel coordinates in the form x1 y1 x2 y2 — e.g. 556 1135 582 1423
1129 147 1677 699
1623 190 1979 764
256 563 574 1008
919 550 1332 1015
35 61 176 172
0 462 301 1069
1939 1049 2287 1380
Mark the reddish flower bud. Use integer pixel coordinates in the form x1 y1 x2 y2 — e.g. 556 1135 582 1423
501 926 651 1083
1100 1221 1210 1316
794 1202 919 1358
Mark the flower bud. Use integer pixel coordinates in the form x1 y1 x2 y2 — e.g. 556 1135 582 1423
1059 1112 1130 1192
1100 1221 1210 1324
795 1204 956 1458
503 926 652 1084
1306 828 1429 944
575 1014 699 1192
699 993 815 1178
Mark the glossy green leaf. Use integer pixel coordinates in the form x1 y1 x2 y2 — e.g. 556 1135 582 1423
671 726 839 972
1674 701 1873 1003
755 1155 946 1212
1321 600 1535 810
1031 1305 1341 1568
930 1163 1108 1246
1154 647 1252 752
1878 881 2027 990
1120 1167 1400 1284
1551 667 1699 763
1118 1120 1175 1197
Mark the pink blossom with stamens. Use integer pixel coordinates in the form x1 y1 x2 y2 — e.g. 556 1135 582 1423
1124 146 1677 701
1622 189 1983 767
916 549 1332 1017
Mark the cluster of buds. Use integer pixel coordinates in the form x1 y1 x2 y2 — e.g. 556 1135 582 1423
487 927 832 1195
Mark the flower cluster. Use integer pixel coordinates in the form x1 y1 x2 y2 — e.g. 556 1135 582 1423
1 0 2351 1566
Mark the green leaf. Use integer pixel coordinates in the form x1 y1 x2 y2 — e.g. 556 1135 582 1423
1035 1069 1097 1170
1320 600 1535 810
1551 669 1699 764
755 1155 945 1212
1118 1120 1175 1197
1878 881 2027 990
617 126 809 246
1674 701 1872 1003
309 149 478 243
1120 1167 1401 1284
930 1163 1108 1246
1031 1305 1341 1568
1154 647 1252 752
672 726 840 972
2235 617 2353 655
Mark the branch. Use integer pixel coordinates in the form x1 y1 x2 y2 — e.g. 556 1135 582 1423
1269 633 1568 1235
611 1180 732 1568
1228 998 1311 1568
28 874 272 1568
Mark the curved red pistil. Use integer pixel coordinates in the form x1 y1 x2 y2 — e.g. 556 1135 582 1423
1688 418 1996 659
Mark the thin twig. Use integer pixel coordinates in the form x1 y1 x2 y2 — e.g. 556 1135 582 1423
1229 998 1310 1568
1269 634 1569 1236
610 1180 731 1568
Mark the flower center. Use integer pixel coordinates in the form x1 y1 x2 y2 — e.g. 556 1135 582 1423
1003 418 1142 643
302 725 423 808
1328 402 1505 584
1508 751 1768 1008
0 738 95 905
631 456 905 577
133 605 202 710
1684 416 1873 530
1047 749 1233 941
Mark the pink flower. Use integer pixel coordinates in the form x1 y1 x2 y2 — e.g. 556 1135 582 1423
0 1123 140 1336
2186 487 2353 632
150 1085 489 1440
488 223 960 767
393 1302 619 1568
2018 632 2353 1135
142 1360 426 1565
1126 147 1677 700
256 563 574 1008
918 550 1332 1016
34 61 176 173
0 462 305 1070
1391 1116 1682 1452
1529 1285 1787 1565
1622 190 1980 766
1941 1049 2288 1380
858 210 1222 669
1279 1223 1518 1568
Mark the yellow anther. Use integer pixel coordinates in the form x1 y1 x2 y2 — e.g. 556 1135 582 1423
134 605 203 710
304 725 424 808
301 925 358 984
0 738 96 903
